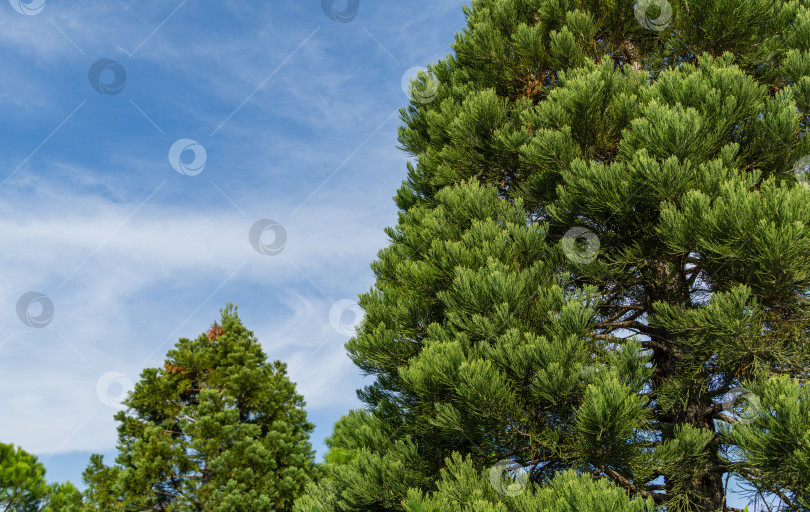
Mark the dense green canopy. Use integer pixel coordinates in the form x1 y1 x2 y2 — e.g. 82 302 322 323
0 442 82 512
296 1 810 511
81 305 316 512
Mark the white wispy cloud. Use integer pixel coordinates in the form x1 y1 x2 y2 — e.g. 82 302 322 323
0 182 382 453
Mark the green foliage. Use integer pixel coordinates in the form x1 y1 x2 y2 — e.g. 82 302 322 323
300 0 810 511
294 410 433 512
80 454 121 512
0 442 82 512
298 181 659 510
723 377 810 509
82 305 316 511
0 442 49 512
42 482 82 512
403 453 654 512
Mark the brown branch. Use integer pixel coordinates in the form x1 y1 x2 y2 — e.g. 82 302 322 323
598 307 646 327
714 413 739 425
596 320 651 333
601 466 664 503
641 339 672 352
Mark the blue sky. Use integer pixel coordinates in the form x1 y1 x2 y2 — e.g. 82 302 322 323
0 0 468 487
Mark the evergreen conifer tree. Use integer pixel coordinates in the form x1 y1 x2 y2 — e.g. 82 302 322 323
82 305 316 511
0 442 83 512
297 1 810 510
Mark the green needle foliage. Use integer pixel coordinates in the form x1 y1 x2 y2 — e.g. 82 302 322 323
82 305 316 512
403 453 655 512
0 442 82 512
297 1 810 511
0 443 48 512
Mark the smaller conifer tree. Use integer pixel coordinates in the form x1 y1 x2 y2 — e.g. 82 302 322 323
0 442 82 512
82 305 315 512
